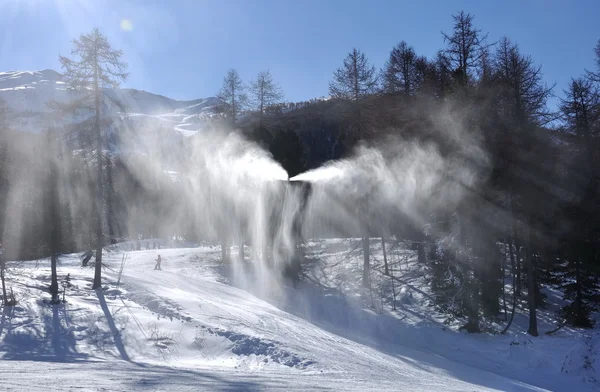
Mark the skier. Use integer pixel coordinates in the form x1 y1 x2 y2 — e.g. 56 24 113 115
154 254 162 270
81 250 93 267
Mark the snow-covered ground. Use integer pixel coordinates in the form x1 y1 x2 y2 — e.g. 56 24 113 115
0 240 597 391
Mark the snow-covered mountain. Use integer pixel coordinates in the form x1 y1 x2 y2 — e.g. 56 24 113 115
0 70 222 136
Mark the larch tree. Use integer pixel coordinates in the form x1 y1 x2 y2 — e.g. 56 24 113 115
558 77 600 327
560 77 598 170
58 28 128 290
0 117 6 305
493 36 553 336
438 11 492 333
329 48 378 101
442 11 491 89
44 129 62 303
329 48 377 289
249 70 283 128
585 39 600 83
381 41 421 97
217 69 247 125
0 99 9 305
431 50 454 98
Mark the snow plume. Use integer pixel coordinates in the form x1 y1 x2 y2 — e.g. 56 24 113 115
0 97 487 303
116 122 299 297
183 128 296 297
292 103 490 240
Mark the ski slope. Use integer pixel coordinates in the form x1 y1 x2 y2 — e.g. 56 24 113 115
0 244 596 391
0 70 221 136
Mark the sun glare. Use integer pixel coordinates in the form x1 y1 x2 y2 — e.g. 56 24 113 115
120 19 133 32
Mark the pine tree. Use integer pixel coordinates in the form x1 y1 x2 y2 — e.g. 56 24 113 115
250 71 283 128
57 28 128 290
329 48 378 101
217 69 247 125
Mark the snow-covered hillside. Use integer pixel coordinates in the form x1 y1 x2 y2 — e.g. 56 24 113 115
0 70 222 136
0 240 597 391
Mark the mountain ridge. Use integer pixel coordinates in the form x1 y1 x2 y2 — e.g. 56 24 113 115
0 69 222 136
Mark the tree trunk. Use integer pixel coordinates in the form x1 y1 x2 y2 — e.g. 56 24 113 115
50 254 59 303
466 269 481 332
458 212 480 333
526 229 538 336
416 241 426 264
515 238 522 296
381 237 388 275
259 83 264 129
221 237 229 263
0 259 7 305
362 237 370 288
238 241 244 263
390 255 396 311
231 83 236 125
502 243 508 321
106 156 115 241
574 253 583 322
502 236 518 334
92 53 104 291
48 153 61 302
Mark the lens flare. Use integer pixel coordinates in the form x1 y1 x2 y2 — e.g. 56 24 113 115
120 19 133 31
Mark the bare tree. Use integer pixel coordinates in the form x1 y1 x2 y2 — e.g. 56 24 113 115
494 37 553 127
45 129 62 303
558 77 600 327
432 51 454 98
329 48 378 101
560 77 599 146
381 41 421 97
58 28 128 290
217 69 247 125
585 39 600 83
493 36 554 336
329 49 377 289
442 11 491 88
250 70 283 128
0 100 8 305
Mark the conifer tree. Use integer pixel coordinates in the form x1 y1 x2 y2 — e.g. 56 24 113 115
250 70 283 128
217 69 247 125
329 48 378 100
58 28 128 290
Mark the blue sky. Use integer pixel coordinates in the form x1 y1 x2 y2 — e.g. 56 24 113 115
0 0 599 105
